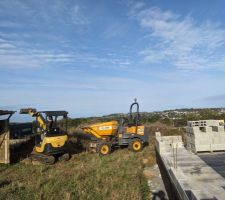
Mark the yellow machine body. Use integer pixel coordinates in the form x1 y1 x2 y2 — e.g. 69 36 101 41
20 108 69 163
81 100 149 155
35 135 68 153
82 122 145 138
81 121 118 139
125 125 145 135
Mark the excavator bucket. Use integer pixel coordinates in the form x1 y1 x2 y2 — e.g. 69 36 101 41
20 108 37 114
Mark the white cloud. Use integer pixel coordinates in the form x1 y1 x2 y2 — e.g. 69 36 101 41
0 1 90 30
128 1 145 16
0 37 131 69
0 37 74 68
130 6 225 70
0 73 143 93
71 5 90 25
0 43 15 48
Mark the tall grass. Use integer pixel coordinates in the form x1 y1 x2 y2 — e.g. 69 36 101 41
0 146 154 200
0 122 182 200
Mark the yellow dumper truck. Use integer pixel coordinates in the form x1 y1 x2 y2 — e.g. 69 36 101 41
81 100 149 155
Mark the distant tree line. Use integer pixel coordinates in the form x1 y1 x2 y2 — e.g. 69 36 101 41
57 109 225 129
173 109 225 127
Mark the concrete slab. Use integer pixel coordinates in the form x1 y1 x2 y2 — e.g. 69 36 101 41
156 132 225 200
199 153 225 179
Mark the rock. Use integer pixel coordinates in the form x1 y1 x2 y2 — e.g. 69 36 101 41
143 168 157 179
142 158 149 165
21 157 32 165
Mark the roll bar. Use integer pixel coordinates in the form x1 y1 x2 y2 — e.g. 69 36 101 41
129 99 140 127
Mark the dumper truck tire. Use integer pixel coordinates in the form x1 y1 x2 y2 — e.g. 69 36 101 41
129 139 143 152
97 142 111 156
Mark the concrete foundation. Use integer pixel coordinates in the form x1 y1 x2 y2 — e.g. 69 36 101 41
156 132 225 200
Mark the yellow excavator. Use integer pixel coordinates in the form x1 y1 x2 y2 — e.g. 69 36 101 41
81 100 149 155
20 108 70 164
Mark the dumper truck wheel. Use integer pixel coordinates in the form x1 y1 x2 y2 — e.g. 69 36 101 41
129 139 143 152
97 143 111 156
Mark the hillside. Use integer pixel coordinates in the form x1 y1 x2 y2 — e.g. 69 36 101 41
61 107 225 130
0 122 184 200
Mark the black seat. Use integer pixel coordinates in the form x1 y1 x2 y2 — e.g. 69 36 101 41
46 128 64 137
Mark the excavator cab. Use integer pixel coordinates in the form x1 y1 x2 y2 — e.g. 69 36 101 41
39 111 68 136
20 109 70 164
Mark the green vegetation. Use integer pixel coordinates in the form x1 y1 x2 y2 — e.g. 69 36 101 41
58 108 225 129
0 147 153 200
2 107 218 200
0 121 185 200
173 109 225 127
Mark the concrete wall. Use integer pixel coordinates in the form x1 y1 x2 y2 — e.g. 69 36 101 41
155 132 183 155
187 120 224 127
186 120 225 153
155 132 190 200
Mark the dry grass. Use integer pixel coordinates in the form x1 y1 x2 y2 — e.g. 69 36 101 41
0 121 182 200
0 146 155 200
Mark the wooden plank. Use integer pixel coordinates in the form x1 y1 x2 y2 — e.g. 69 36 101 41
0 120 10 164
0 132 8 163
5 131 9 164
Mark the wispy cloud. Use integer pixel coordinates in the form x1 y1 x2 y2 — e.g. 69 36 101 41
0 0 91 30
0 38 15 48
103 23 128 38
0 36 131 69
130 5 225 70
0 1 137 70
0 72 143 93
71 5 90 25
0 38 73 68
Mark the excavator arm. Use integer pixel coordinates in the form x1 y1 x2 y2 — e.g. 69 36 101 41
20 108 47 131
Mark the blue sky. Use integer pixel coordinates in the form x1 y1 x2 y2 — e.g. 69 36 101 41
1 0 225 121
